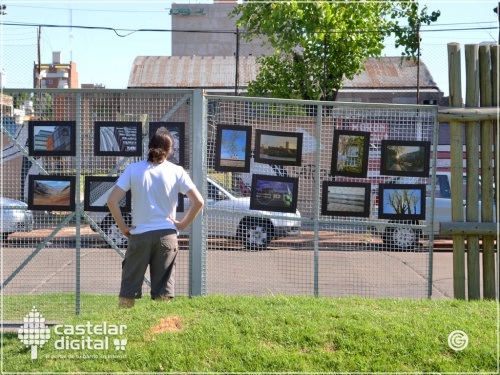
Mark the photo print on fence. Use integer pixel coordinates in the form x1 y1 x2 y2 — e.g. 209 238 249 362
321 181 371 217
176 193 184 213
28 175 76 211
94 121 142 157
380 140 431 177
378 183 426 220
330 130 370 178
28 121 76 157
215 124 252 172
250 174 299 213
148 122 185 167
84 176 131 212
254 129 303 166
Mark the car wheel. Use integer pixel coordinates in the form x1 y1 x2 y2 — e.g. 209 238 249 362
387 227 417 250
101 213 132 248
240 218 272 250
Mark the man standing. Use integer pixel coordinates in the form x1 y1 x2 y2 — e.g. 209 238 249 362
107 127 204 308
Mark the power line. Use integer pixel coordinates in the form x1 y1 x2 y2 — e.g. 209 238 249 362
423 21 498 27
1 21 497 36
9 4 168 14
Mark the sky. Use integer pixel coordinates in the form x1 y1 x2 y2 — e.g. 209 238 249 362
221 129 247 159
261 134 298 149
0 1 499 95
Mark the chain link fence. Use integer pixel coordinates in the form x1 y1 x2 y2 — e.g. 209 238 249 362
205 96 437 298
2 89 437 318
1 89 195 319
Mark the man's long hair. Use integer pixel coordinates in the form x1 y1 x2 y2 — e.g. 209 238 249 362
148 127 174 164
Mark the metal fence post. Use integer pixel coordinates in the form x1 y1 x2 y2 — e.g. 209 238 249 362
314 104 322 297
190 89 206 297
75 92 82 314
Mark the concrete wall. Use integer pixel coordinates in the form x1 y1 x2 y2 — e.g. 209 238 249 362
171 3 271 57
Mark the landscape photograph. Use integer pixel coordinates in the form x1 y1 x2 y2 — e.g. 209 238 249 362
381 140 430 177
378 183 426 220
28 175 75 211
255 130 303 166
321 181 370 217
215 125 251 172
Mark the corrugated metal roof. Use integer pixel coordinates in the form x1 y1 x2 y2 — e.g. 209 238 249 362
128 56 258 88
128 55 439 90
343 57 437 89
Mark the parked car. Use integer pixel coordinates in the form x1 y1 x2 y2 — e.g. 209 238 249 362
87 176 301 250
0 197 34 241
369 173 496 250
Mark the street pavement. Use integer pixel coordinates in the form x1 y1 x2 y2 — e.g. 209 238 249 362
2 228 495 300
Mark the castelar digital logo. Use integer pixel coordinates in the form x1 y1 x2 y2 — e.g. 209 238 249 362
18 306 51 359
18 306 128 360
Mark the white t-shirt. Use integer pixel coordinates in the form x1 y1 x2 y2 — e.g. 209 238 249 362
116 160 196 234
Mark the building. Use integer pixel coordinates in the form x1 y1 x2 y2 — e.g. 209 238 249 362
127 55 443 105
81 83 107 89
170 0 271 57
33 51 79 89
34 129 52 151
130 1 445 105
0 93 13 117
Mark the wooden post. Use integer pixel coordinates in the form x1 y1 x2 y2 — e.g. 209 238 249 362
478 44 496 300
448 42 466 300
491 44 500 301
465 44 480 300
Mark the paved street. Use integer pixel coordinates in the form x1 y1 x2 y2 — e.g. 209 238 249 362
2 225 487 301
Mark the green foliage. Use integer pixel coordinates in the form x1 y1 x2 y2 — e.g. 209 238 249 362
4 91 32 109
2 295 497 372
231 0 440 101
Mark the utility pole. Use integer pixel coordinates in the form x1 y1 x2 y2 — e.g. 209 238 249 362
494 2 500 44
37 26 42 89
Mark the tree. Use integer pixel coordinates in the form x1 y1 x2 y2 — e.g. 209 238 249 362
231 0 440 101
4 91 32 109
386 189 420 215
221 129 247 160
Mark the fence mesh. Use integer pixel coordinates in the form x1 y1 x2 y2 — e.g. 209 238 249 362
1 89 194 318
1 89 437 318
205 97 436 299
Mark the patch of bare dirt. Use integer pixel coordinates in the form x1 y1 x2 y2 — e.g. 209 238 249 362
152 316 182 333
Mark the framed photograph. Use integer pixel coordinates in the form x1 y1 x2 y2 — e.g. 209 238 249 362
250 174 299 213
331 130 370 178
254 129 303 166
321 181 371 217
380 140 431 177
149 122 185 166
94 121 142 157
28 121 76 157
378 183 426 220
339 119 389 146
177 193 184 213
84 176 131 213
28 175 76 211
215 125 252 172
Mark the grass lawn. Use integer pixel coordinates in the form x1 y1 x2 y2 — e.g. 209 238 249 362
2 294 498 373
